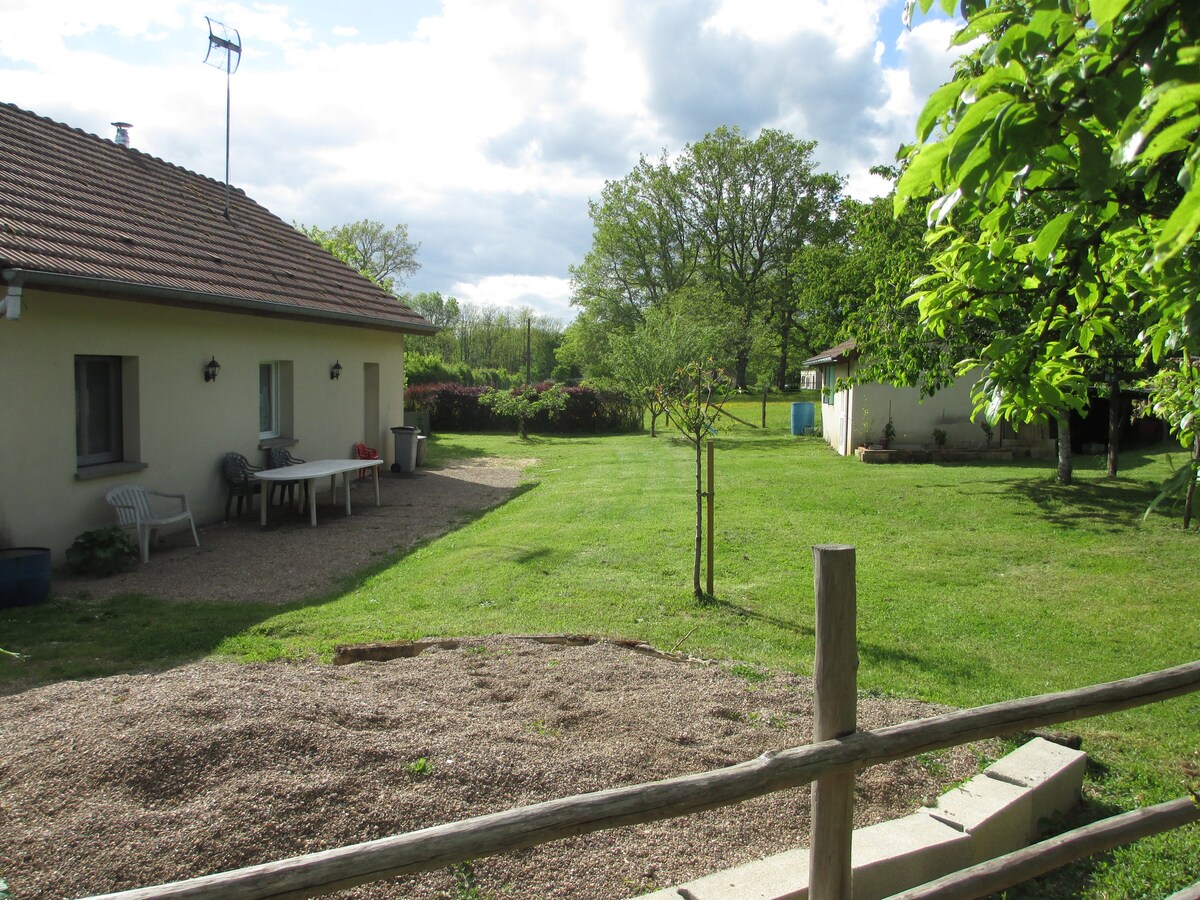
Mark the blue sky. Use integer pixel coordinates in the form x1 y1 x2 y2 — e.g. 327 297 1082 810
1 1 962 321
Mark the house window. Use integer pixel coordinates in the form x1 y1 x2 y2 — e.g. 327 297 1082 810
259 360 294 442
259 362 280 439
822 366 836 406
76 356 123 465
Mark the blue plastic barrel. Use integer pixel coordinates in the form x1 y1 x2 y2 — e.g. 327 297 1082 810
0 547 51 607
790 401 815 435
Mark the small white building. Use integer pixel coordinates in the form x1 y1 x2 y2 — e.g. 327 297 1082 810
802 340 1045 457
0 103 435 559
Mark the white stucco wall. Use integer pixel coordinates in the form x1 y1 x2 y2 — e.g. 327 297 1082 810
817 362 1000 455
852 376 987 449
0 287 408 560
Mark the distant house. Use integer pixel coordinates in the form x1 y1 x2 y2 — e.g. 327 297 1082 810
0 103 435 559
802 339 1051 457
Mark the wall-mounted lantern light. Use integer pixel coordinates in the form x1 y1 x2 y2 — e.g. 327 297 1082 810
204 357 221 382
330 360 343 381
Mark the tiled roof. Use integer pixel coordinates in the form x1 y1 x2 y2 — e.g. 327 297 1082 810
0 102 434 333
802 339 857 367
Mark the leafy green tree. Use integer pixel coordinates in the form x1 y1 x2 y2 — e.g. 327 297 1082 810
606 304 722 436
683 128 844 387
897 0 1200 484
298 219 420 293
571 128 843 387
655 361 734 598
1141 354 1200 526
836 189 969 395
773 241 849 387
478 384 568 439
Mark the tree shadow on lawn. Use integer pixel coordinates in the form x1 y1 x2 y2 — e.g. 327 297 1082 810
710 435 828 453
706 595 814 638
993 477 1162 532
0 480 541 696
706 596 985 686
0 593 291 697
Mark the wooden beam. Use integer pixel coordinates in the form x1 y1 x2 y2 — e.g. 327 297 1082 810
889 796 1200 900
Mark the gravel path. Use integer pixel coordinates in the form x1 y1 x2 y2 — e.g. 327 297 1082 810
3 459 999 899
52 459 532 604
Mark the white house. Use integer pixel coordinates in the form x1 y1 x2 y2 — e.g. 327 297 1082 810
0 103 436 560
802 340 1049 457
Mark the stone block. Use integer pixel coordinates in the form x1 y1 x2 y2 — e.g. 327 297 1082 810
983 736 1087 837
639 847 810 900
927 772 1034 864
849 813 972 900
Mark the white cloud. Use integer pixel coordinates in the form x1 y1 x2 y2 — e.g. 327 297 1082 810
703 0 890 55
0 1 972 313
450 274 574 321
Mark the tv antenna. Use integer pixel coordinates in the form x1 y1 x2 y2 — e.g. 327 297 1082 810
203 16 242 219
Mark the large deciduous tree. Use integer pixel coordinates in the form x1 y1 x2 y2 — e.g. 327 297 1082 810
299 219 421 293
571 127 843 388
897 0 1200 484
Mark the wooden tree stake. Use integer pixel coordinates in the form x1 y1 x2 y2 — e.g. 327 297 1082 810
706 439 715 596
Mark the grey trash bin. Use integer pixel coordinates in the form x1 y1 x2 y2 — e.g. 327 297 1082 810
390 426 418 473
416 434 427 467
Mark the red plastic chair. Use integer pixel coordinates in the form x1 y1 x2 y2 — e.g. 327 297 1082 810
354 442 380 480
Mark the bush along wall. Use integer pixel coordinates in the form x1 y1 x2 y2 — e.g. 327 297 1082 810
405 383 640 434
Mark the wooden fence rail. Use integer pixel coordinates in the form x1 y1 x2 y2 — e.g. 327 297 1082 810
890 796 1200 900
81 657 1200 900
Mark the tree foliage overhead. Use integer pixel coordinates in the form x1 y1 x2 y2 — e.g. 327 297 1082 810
570 127 844 388
897 0 1200 437
299 219 421 294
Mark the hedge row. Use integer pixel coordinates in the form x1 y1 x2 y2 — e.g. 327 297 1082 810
405 383 641 433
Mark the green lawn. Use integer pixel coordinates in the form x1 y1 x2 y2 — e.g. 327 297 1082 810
2 398 1197 897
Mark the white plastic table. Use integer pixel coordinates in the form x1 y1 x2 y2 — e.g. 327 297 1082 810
254 459 382 527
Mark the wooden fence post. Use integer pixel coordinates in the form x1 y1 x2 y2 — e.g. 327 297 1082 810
809 544 858 899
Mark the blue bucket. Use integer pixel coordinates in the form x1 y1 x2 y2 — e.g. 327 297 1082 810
0 547 52 607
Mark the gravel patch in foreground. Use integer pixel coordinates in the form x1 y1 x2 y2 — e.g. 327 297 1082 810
1 638 998 899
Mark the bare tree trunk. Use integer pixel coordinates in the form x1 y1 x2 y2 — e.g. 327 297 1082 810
649 409 658 438
693 436 703 597
1184 441 1200 529
776 317 792 389
734 347 750 390
1107 383 1121 478
1056 413 1073 486
761 382 769 429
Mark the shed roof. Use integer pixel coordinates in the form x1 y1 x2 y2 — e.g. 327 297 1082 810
802 339 857 367
0 102 434 334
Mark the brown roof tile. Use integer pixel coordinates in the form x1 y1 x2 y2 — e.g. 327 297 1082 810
0 102 434 333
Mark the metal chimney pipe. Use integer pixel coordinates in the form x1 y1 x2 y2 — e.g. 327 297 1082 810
111 121 132 147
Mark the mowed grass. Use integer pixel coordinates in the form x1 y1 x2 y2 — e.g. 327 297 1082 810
2 397 1197 896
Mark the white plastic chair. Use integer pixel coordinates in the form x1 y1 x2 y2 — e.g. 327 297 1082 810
105 485 200 563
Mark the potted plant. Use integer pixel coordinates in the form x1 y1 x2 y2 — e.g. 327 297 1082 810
65 527 137 577
883 418 896 449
